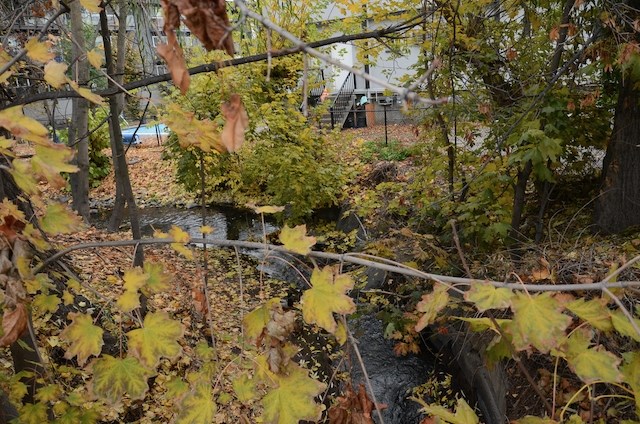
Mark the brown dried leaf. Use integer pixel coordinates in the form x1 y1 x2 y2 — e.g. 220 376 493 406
157 33 190 94
192 287 208 315
328 383 386 424
166 0 235 56
0 303 28 346
220 94 249 153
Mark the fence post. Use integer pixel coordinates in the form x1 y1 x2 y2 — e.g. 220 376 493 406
383 104 388 145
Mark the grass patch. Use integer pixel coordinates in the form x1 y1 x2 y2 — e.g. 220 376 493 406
360 139 415 162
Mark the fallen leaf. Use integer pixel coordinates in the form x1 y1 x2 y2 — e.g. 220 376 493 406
220 94 249 153
0 303 28 346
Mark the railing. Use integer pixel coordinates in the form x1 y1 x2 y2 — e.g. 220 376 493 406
328 72 356 129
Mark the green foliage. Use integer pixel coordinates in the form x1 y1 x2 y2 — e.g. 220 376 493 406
360 139 415 162
87 108 111 187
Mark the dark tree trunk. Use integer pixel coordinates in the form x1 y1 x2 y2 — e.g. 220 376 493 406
595 72 640 233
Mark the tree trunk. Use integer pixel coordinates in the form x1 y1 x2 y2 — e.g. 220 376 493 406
594 71 640 233
100 7 144 267
68 1 90 220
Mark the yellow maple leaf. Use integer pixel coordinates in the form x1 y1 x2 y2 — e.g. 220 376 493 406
415 284 449 332
10 159 39 195
243 298 282 342
44 61 68 88
67 79 105 106
142 262 172 295
174 383 217 424
301 266 355 334
279 224 316 255
127 311 184 369
87 48 103 69
40 203 83 235
116 290 140 313
0 106 50 144
91 356 149 405
79 0 102 12
122 267 148 292
31 143 78 189
60 313 103 366
168 226 193 259
25 37 54 63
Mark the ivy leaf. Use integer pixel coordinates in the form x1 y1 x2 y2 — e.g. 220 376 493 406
420 398 479 424
91 355 150 404
564 329 622 384
174 383 217 424
127 311 184 369
464 282 513 312
301 266 355 334
621 352 640 414
415 285 449 332
44 61 68 88
509 292 571 353
244 298 281 342
31 144 78 189
60 313 103 367
41 203 83 235
279 224 316 255
232 373 256 403
25 37 54 63
611 310 640 342
261 362 326 424
566 298 613 331
142 262 172 295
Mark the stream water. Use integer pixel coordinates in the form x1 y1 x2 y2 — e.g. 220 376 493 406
92 205 437 422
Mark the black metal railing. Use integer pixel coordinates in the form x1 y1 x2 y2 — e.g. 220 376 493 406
327 72 356 129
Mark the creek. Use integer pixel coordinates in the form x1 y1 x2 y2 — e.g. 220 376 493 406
91 205 502 423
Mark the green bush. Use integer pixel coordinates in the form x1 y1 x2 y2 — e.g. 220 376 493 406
87 108 112 187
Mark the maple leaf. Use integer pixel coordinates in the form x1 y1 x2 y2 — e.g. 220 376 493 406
86 48 103 69
279 224 316 255
168 225 193 259
44 61 68 88
91 356 150 404
79 0 102 12
10 159 39 195
415 285 449 332
67 79 105 106
244 298 282 343
301 266 355 334
40 203 84 235
0 303 28 347
564 329 622 384
0 105 49 144
512 417 558 423
621 352 640 414
31 143 78 189
611 310 640 342
221 94 249 152
260 362 326 424
142 262 172 294
157 32 190 94
18 403 48 423
32 293 61 315
25 37 54 63
122 267 148 292
60 313 104 366
464 282 513 312
232 373 256 403
509 292 571 353
116 290 141 313
127 311 184 369
328 383 385 424
420 398 479 424
174 383 217 424
566 298 613 332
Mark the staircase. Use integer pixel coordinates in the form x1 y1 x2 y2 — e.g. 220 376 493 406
318 72 356 130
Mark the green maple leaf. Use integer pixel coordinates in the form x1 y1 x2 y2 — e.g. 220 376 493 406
91 355 150 404
143 262 172 294
415 284 449 332
279 224 316 255
564 329 622 384
243 298 281 342
32 293 60 315
53 405 100 424
165 377 189 400
174 383 217 424
18 402 48 424
621 352 640 414
232 373 256 403
127 311 184 369
420 398 479 424
261 362 326 424
611 310 640 342
35 384 61 403
301 266 355 333
31 144 78 189
509 292 571 353
464 282 513 312
60 313 103 366
40 203 83 235
122 267 148 292
566 298 613 331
